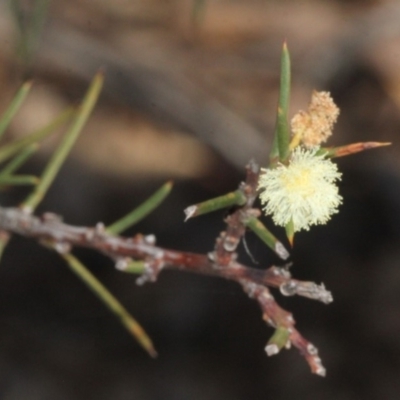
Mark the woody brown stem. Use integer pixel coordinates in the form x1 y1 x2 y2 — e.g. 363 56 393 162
0 160 331 375
0 206 331 303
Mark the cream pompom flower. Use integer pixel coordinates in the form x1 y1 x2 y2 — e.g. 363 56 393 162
258 147 342 232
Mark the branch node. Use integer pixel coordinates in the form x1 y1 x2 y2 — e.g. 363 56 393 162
42 212 63 222
271 266 291 279
307 343 318 355
54 241 71 254
84 229 95 241
115 257 132 271
136 251 165 285
279 280 297 296
144 234 156 245
207 251 216 262
20 205 33 215
95 222 105 235
222 235 239 252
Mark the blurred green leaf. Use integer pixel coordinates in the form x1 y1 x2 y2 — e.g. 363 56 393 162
269 42 291 165
21 71 104 211
0 144 38 176
0 174 38 187
0 106 75 164
184 190 247 221
285 218 294 246
319 141 391 158
61 252 157 357
0 81 32 139
266 326 290 355
118 260 146 275
244 216 289 260
107 181 173 235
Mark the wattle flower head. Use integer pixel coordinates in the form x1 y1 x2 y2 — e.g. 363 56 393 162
258 147 342 232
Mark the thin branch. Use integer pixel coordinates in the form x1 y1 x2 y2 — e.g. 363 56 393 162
0 206 331 303
0 159 332 375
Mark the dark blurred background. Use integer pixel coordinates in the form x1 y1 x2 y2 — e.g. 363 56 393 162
1 0 400 399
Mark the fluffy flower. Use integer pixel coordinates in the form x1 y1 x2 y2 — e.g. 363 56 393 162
258 147 342 232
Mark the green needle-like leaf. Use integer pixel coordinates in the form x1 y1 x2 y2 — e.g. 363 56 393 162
244 216 290 260
184 190 247 221
61 252 157 357
119 260 146 274
0 174 39 186
319 142 391 158
266 326 290 356
0 106 75 164
0 144 38 176
107 181 173 235
269 42 291 165
285 219 295 246
0 81 32 139
21 71 104 212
